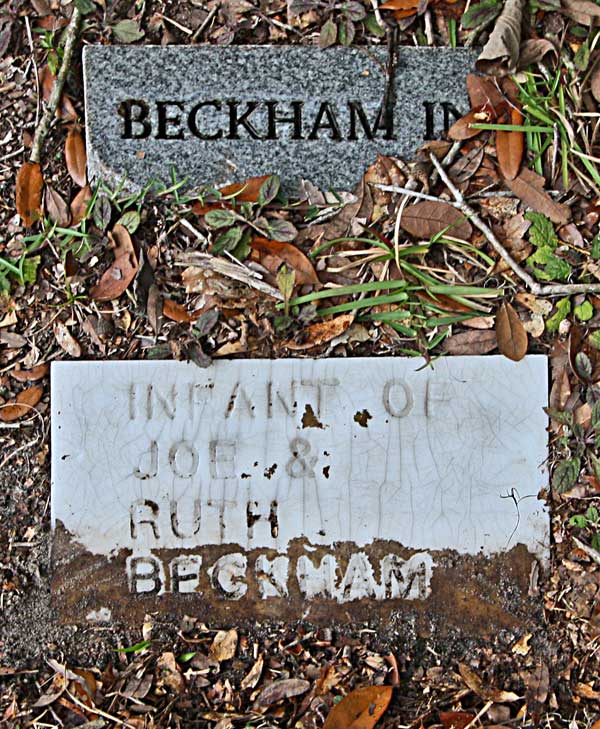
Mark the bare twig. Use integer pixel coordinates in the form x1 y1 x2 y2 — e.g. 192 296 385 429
428 153 600 296
29 6 82 165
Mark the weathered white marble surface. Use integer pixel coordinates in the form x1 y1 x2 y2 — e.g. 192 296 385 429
51 357 549 561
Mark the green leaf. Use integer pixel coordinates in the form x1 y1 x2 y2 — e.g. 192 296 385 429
570 514 588 528
592 532 600 552
545 407 573 426
319 18 337 47
575 351 593 380
461 0 501 29
117 210 141 234
115 640 151 654
0 269 10 293
74 0 96 14
528 247 571 282
231 228 252 261
546 297 571 333
526 212 557 250
22 256 40 285
213 226 243 254
574 41 590 72
591 452 600 481
93 194 112 231
574 300 593 322
592 401 600 429
552 456 581 493
342 1 366 20
586 506 599 523
338 16 355 46
588 330 600 349
178 652 196 663
258 175 280 206
112 19 145 43
277 264 296 316
266 218 298 242
591 234 600 259
204 208 237 229
364 13 386 36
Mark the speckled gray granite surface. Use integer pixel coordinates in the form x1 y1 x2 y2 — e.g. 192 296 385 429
83 45 476 193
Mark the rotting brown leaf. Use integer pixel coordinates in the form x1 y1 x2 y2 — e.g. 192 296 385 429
70 185 92 225
255 678 310 707
10 363 49 382
16 162 43 227
448 107 492 141
209 629 238 662
45 185 71 226
466 74 505 112
440 711 476 729
0 385 44 422
283 313 354 351
163 299 196 323
53 321 82 357
251 237 319 285
240 655 264 690
459 663 521 703
504 168 570 225
323 685 393 729
65 125 87 187
476 0 525 75
497 106 524 181
443 329 497 355
496 301 528 361
562 0 600 25
90 250 139 302
219 174 271 203
399 200 472 241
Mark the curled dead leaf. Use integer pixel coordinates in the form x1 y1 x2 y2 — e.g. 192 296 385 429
45 185 71 226
399 200 472 241
255 678 310 707
283 313 354 351
251 237 318 285
90 252 139 301
16 162 43 227
496 301 528 361
0 385 44 422
323 685 393 729
475 0 524 75
53 321 82 357
65 126 87 187
209 629 238 662
448 107 493 141
71 185 93 225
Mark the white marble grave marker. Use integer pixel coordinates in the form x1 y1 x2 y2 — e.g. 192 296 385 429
51 356 548 627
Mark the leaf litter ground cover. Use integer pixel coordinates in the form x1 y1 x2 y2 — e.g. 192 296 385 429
3 0 600 725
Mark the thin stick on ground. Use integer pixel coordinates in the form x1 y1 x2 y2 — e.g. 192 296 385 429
428 153 600 296
29 6 82 165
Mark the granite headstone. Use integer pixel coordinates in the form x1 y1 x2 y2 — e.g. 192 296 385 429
83 45 477 192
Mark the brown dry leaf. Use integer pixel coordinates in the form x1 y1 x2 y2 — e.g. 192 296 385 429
155 652 184 694
110 223 135 258
448 107 492 141
440 711 476 729
219 174 271 203
53 321 82 357
45 185 71 226
323 685 393 729
496 301 527 361
504 168 570 225
524 662 550 710
90 251 139 302
399 200 472 241
449 145 485 184
210 629 238 662
11 363 49 382
476 0 525 75
16 162 43 227
379 0 417 18
71 185 92 225
459 663 520 703
443 329 497 355
255 678 310 707
251 237 318 285
163 299 196 323
283 313 354 351
562 0 600 25
518 38 557 69
0 385 44 422
512 633 532 656
466 74 506 111
240 655 264 690
497 106 524 181
39 65 77 120
65 126 87 187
